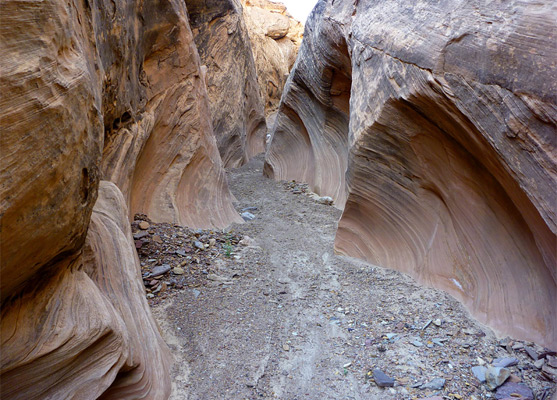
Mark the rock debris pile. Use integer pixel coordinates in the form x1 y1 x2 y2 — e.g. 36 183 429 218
130 214 251 304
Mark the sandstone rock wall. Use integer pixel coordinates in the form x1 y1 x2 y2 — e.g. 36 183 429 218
186 0 267 168
1 182 171 399
265 0 557 347
1 0 247 397
242 0 304 116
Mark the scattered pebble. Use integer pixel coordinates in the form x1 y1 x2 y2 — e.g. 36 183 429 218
485 366 511 390
241 212 256 221
420 378 445 390
372 369 395 387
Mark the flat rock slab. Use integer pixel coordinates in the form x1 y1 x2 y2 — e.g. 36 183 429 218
372 369 395 387
495 382 534 400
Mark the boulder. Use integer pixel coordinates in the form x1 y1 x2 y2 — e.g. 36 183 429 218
265 0 557 347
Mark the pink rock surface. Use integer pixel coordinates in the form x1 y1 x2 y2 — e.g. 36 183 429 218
266 0 557 347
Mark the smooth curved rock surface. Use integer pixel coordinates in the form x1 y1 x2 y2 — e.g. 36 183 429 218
266 0 557 347
242 0 304 115
102 0 242 228
186 0 267 168
1 182 171 400
1 0 243 397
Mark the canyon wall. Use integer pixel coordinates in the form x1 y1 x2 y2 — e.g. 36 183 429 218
0 0 250 397
186 0 267 168
265 0 557 347
242 0 304 116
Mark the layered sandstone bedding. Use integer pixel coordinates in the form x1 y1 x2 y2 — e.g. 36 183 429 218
265 0 557 348
1 0 555 398
0 0 273 397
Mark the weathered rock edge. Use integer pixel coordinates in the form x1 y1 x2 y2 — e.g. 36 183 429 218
265 0 557 348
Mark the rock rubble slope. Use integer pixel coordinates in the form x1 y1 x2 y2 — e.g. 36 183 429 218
265 0 557 347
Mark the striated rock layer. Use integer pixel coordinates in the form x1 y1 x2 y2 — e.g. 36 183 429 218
101 0 241 228
186 0 267 168
1 0 244 397
242 0 304 116
265 0 557 347
1 182 171 399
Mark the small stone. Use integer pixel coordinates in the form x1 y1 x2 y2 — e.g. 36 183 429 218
239 236 255 246
138 221 150 230
508 374 521 383
477 357 486 366
512 342 524 351
472 366 487 383
133 231 149 240
524 346 541 360
135 240 143 249
194 241 204 250
533 359 544 369
485 366 511 390
317 196 333 205
411 339 424 347
241 206 258 212
494 382 534 400
146 293 155 299
432 338 445 346
152 235 163 244
209 238 216 246
422 319 433 330
386 333 397 340
547 355 557 368
283 344 290 351
420 378 445 390
433 318 442 327
175 249 186 257
372 369 395 387
151 264 171 277
492 357 518 368
192 289 201 298
173 267 184 275
343 362 352 368
241 211 256 221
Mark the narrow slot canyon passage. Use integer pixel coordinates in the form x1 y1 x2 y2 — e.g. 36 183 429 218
147 156 553 399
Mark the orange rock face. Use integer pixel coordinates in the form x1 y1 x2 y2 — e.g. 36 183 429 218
265 0 557 347
102 0 242 228
1 0 245 397
242 0 304 115
186 0 267 168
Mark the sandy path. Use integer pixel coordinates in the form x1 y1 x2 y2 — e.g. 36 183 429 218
152 155 555 400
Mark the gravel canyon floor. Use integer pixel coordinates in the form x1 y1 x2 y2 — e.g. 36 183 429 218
149 156 556 400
